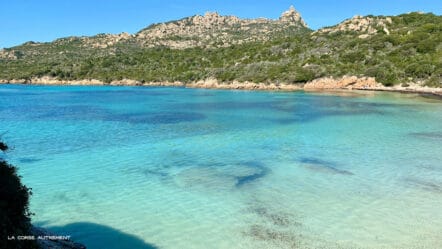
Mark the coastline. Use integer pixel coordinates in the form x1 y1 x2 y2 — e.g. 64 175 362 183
1 76 441 97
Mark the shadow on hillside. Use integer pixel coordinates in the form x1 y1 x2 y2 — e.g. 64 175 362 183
45 222 158 249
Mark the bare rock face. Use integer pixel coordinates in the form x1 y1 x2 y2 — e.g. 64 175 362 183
2 6 309 54
81 32 134 49
0 49 17 60
6 6 308 51
134 6 308 49
304 76 380 89
186 78 303 91
279 5 308 27
315 15 392 38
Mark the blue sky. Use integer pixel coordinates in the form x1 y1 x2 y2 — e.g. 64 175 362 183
1 0 441 48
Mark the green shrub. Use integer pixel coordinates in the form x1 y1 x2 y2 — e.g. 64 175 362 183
405 63 435 78
341 51 366 63
0 141 38 249
365 65 399 86
424 75 441 87
417 39 438 53
291 67 317 83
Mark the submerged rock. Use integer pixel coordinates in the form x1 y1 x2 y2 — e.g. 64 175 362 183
174 162 270 190
409 132 442 140
403 177 442 193
299 157 354 175
244 224 301 248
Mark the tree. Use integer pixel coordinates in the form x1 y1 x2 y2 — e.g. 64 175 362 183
0 140 38 249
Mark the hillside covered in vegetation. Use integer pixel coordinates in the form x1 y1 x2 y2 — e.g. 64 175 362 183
0 7 441 88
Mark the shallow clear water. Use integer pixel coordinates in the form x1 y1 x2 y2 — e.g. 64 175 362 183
1 85 442 249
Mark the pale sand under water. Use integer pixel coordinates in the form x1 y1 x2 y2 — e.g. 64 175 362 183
1 84 441 249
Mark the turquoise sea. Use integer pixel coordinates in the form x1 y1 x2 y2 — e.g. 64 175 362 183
1 84 441 249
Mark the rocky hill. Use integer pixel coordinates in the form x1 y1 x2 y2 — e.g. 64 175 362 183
0 6 308 56
135 6 308 49
0 7 441 89
315 15 393 39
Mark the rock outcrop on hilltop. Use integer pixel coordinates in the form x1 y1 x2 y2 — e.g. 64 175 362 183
30 6 308 50
134 6 308 48
0 49 17 59
279 5 308 27
80 32 133 49
315 15 392 38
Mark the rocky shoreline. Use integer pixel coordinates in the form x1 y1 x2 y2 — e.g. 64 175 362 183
1 76 441 97
303 76 442 97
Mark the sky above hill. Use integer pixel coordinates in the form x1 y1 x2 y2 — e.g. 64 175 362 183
1 0 441 48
